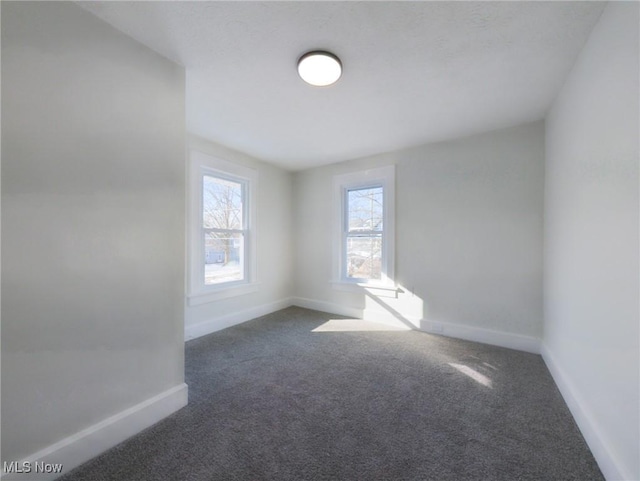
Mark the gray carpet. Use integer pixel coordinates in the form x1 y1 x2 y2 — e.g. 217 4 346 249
59 306 603 480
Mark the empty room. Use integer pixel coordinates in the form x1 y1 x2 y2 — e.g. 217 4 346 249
1 1 638 480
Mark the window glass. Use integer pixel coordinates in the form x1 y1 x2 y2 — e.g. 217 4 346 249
347 186 383 232
202 175 245 286
346 235 382 280
346 185 383 280
204 232 244 285
203 175 243 231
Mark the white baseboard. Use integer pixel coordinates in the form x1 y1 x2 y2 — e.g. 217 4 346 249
291 297 417 329
421 319 541 354
291 297 362 320
185 298 293 341
1 383 188 481
540 344 631 481
291 297 540 354
362 308 420 328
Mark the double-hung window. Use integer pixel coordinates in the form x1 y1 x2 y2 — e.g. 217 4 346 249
334 165 395 287
202 173 246 285
189 150 257 305
345 186 384 280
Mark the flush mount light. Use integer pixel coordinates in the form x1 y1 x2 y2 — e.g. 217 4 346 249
297 51 342 87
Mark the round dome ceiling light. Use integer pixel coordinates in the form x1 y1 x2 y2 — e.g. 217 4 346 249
297 51 342 87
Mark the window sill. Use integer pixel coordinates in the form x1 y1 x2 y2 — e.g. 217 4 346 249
188 282 261 306
331 280 399 298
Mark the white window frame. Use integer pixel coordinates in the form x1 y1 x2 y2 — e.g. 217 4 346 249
332 165 396 290
188 150 258 306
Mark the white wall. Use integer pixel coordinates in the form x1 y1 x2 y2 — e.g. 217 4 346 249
1 0 186 472
184 136 293 340
293 121 544 351
543 2 639 480
2 2 635 479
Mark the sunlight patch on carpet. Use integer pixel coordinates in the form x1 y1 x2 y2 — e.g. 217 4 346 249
449 362 493 388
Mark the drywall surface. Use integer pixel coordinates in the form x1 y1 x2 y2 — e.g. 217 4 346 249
293 121 544 340
2 1 186 465
78 1 606 170
543 2 639 479
184 136 293 338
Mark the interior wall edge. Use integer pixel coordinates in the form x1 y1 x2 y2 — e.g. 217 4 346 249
290 297 541 354
420 319 541 355
185 298 293 341
0 383 188 481
540 344 630 481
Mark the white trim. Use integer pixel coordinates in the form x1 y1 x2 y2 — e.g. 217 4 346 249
333 165 396 285
185 298 292 341
291 297 540 354
330 280 399 297
420 320 541 354
291 296 363 320
0 384 188 481
292 297 415 329
187 281 261 306
361 308 420 328
187 149 258 301
540 344 631 481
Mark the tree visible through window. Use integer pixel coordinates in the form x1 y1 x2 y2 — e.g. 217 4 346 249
346 186 383 280
203 174 246 285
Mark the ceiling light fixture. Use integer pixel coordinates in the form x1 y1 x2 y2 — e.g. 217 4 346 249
297 51 342 87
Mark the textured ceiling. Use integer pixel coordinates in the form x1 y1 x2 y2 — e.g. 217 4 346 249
78 1 606 171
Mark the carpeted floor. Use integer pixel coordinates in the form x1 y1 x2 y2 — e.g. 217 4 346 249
59 307 603 480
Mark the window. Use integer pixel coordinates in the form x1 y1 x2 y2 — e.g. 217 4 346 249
189 150 257 305
203 174 246 285
346 186 384 280
334 165 395 287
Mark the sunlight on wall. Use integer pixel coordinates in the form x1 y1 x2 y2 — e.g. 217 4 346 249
448 363 493 388
362 284 424 329
311 319 411 332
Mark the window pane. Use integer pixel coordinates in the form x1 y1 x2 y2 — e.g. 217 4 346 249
347 234 382 280
203 175 243 230
347 186 383 232
204 232 244 285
